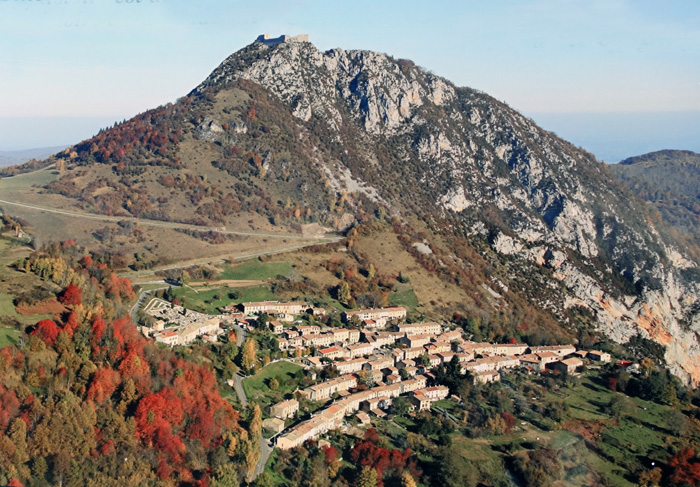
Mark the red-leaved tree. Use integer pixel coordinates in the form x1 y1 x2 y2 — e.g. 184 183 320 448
32 319 60 345
669 447 700 486
58 284 82 306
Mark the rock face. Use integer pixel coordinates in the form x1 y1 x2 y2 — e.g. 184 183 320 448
192 39 700 383
64 38 700 384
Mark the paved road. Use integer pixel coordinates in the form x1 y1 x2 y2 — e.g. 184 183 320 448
233 373 248 408
254 434 275 480
230 343 279 483
122 238 340 280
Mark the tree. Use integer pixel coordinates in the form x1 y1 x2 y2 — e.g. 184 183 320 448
269 377 279 390
637 467 662 487
418 353 431 368
252 472 273 487
435 446 478 487
367 264 376 280
486 414 507 435
179 270 191 286
391 397 412 416
337 281 351 305
401 471 417 487
668 410 690 437
240 338 257 374
248 404 263 439
606 395 627 420
32 319 60 346
668 447 700 486
212 463 239 487
8 417 29 464
501 412 516 434
356 465 378 487
58 284 82 306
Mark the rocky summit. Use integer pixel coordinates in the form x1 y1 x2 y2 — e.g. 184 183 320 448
33 35 700 384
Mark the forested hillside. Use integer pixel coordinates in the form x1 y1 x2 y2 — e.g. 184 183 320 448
0 240 250 487
609 150 700 246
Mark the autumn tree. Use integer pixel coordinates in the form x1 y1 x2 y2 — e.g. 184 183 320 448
337 281 351 304
367 263 376 280
668 447 700 486
240 338 257 374
401 471 417 487
58 284 82 306
32 319 60 346
356 465 378 487
248 404 263 440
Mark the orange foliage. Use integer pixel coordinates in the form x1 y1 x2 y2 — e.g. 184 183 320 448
63 311 81 337
106 273 136 302
669 447 700 486
0 384 20 432
86 366 121 404
118 350 152 394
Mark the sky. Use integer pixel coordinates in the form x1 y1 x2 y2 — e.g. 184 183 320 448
1 0 699 161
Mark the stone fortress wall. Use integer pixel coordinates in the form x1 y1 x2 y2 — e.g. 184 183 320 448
256 33 310 46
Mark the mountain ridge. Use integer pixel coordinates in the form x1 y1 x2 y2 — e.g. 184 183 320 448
5 36 700 384
609 150 700 249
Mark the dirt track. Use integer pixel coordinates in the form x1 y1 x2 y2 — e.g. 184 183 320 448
188 279 265 287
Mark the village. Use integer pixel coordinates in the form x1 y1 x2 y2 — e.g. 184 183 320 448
140 297 617 452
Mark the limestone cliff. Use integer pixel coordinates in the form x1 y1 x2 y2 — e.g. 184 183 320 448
192 38 700 384
45 37 700 384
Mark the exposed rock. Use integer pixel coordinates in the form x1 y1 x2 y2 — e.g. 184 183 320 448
136 38 700 385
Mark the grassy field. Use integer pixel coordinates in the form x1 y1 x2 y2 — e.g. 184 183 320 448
217 260 294 281
243 361 304 411
547 373 687 486
0 236 54 327
0 292 52 326
172 284 276 314
0 165 59 193
388 286 419 307
0 326 21 348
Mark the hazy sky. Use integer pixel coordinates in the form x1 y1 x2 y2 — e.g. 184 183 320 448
1 0 699 160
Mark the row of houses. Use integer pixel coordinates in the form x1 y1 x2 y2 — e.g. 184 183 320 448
151 319 221 346
278 327 362 351
289 324 460 362
221 300 326 322
272 333 614 448
276 378 447 450
341 306 407 328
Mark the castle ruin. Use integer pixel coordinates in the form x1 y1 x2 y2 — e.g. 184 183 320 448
255 33 309 47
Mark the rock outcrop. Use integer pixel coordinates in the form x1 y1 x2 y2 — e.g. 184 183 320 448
195 39 700 383
56 37 700 384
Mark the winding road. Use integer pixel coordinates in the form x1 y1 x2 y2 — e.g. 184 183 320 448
229 321 275 482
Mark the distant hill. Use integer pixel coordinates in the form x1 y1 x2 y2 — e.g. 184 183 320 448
609 150 700 242
0 146 67 167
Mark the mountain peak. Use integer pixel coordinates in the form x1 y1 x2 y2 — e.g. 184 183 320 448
192 38 456 135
